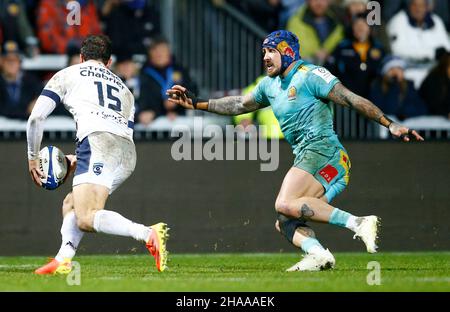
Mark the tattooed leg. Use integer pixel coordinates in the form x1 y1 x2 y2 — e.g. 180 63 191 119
276 196 363 232
276 197 334 222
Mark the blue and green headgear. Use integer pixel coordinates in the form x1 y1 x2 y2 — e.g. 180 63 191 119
262 30 301 73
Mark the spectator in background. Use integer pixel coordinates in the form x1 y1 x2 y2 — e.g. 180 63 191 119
228 0 282 32
0 0 39 56
287 0 344 64
280 0 305 27
340 0 390 51
327 12 384 98
381 0 449 31
341 0 368 25
0 41 42 119
419 48 450 119
387 0 450 88
37 0 101 54
369 56 428 121
138 37 197 126
114 50 140 101
100 0 161 55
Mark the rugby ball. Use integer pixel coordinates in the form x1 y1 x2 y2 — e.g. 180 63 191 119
39 146 68 190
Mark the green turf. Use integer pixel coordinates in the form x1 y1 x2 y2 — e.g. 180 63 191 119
0 252 448 291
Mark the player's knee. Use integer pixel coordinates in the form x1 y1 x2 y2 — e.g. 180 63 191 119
76 216 94 232
274 199 290 215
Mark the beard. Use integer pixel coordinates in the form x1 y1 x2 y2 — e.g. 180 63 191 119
266 64 282 77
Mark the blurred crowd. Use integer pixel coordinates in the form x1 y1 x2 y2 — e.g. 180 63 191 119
0 0 449 126
0 0 196 125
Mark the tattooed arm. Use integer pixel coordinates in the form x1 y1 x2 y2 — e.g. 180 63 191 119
327 83 424 142
207 93 261 115
166 84 262 115
328 83 390 126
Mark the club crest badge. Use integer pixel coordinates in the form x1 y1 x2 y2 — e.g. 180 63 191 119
288 86 297 101
93 163 104 176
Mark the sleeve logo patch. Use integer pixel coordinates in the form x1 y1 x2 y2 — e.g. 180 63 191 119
319 164 338 183
312 67 335 84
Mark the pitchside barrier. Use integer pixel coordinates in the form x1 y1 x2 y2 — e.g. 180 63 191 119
0 138 448 255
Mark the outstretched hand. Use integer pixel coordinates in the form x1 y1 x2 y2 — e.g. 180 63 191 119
166 85 194 110
389 123 424 142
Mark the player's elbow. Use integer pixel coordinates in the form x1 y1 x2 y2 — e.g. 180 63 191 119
27 114 44 128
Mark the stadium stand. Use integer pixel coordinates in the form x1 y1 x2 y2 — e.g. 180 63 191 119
0 0 449 140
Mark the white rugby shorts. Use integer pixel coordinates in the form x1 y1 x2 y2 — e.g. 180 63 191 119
73 132 136 194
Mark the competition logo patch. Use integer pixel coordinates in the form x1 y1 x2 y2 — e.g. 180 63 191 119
312 67 335 84
276 41 295 59
319 164 338 183
288 86 297 101
93 163 104 176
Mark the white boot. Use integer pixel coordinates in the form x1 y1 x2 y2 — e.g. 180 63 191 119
286 249 335 272
353 215 380 253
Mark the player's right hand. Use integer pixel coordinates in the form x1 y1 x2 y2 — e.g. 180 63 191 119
28 158 44 187
389 123 424 142
166 85 195 109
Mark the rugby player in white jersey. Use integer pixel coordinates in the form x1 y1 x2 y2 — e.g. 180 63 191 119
27 35 169 274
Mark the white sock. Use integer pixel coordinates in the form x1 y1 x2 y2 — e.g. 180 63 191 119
55 211 84 262
93 210 151 242
301 238 326 255
308 245 325 255
346 215 360 232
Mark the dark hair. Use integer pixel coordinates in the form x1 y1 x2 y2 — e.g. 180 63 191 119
148 36 170 51
432 47 450 76
80 35 112 64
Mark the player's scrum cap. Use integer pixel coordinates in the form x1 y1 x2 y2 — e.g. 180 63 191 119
262 30 300 72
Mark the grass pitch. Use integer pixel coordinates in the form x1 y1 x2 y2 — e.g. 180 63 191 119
0 252 448 291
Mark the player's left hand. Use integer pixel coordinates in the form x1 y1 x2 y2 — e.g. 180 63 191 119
389 123 424 142
28 158 44 187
